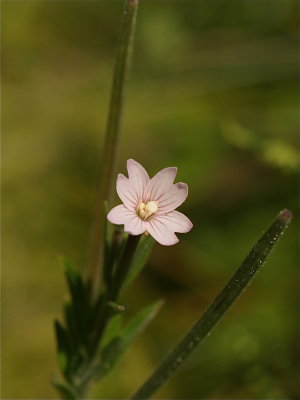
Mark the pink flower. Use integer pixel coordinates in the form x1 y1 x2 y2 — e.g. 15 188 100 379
107 159 193 246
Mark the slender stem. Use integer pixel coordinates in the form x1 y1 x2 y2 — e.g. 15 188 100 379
131 209 293 399
90 234 141 353
110 234 141 300
88 0 139 294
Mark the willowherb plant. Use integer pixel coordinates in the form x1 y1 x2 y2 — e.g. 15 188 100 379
51 1 292 399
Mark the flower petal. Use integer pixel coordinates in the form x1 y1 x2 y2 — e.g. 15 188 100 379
116 174 138 211
144 167 177 202
152 210 193 233
146 219 179 246
127 159 150 201
156 182 188 214
107 204 146 235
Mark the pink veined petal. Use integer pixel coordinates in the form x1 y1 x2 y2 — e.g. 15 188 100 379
107 204 146 235
146 219 179 246
107 204 130 224
116 174 138 211
127 159 150 201
144 167 177 202
156 182 188 214
152 210 193 233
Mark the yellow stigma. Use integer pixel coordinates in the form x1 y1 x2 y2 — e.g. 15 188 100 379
137 201 158 220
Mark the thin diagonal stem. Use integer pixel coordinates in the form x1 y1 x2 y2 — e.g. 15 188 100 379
88 0 139 294
131 209 292 399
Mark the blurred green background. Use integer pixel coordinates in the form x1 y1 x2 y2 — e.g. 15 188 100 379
2 0 299 398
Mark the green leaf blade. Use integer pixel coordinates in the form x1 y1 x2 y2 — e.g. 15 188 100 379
59 258 90 349
100 299 164 377
54 320 71 379
120 299 164 347
131 209 293 399
100 314 123 351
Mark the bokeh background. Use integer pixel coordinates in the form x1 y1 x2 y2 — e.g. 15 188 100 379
2 0 299 398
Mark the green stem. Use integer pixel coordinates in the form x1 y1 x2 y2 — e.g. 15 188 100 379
110 234 141 300
131 209 292 399
90 234 141 353
88 0 139 295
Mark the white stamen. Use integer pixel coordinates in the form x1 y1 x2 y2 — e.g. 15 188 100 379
145 201 158 215
139 202 146 210
137 200 158 220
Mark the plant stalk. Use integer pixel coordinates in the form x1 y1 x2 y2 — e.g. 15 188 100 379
88 0 139 295
90 234 141 353
110 234 141 300
131 209 292 399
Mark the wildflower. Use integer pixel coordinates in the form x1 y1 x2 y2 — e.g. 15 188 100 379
107 159 193 245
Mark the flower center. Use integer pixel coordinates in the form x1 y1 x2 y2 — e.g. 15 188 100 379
137 201 158 220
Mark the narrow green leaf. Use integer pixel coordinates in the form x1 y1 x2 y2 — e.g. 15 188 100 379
121 299 164 347
54 320 70 377
59 258 89 347
63 303 88 376
63 302 79 350
100 337 123 374
51 376 77 400
123 235 155 289
131 209 293 399
59 258 86 308
100 314 123 351
100 299 164 376
89 294 105 332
